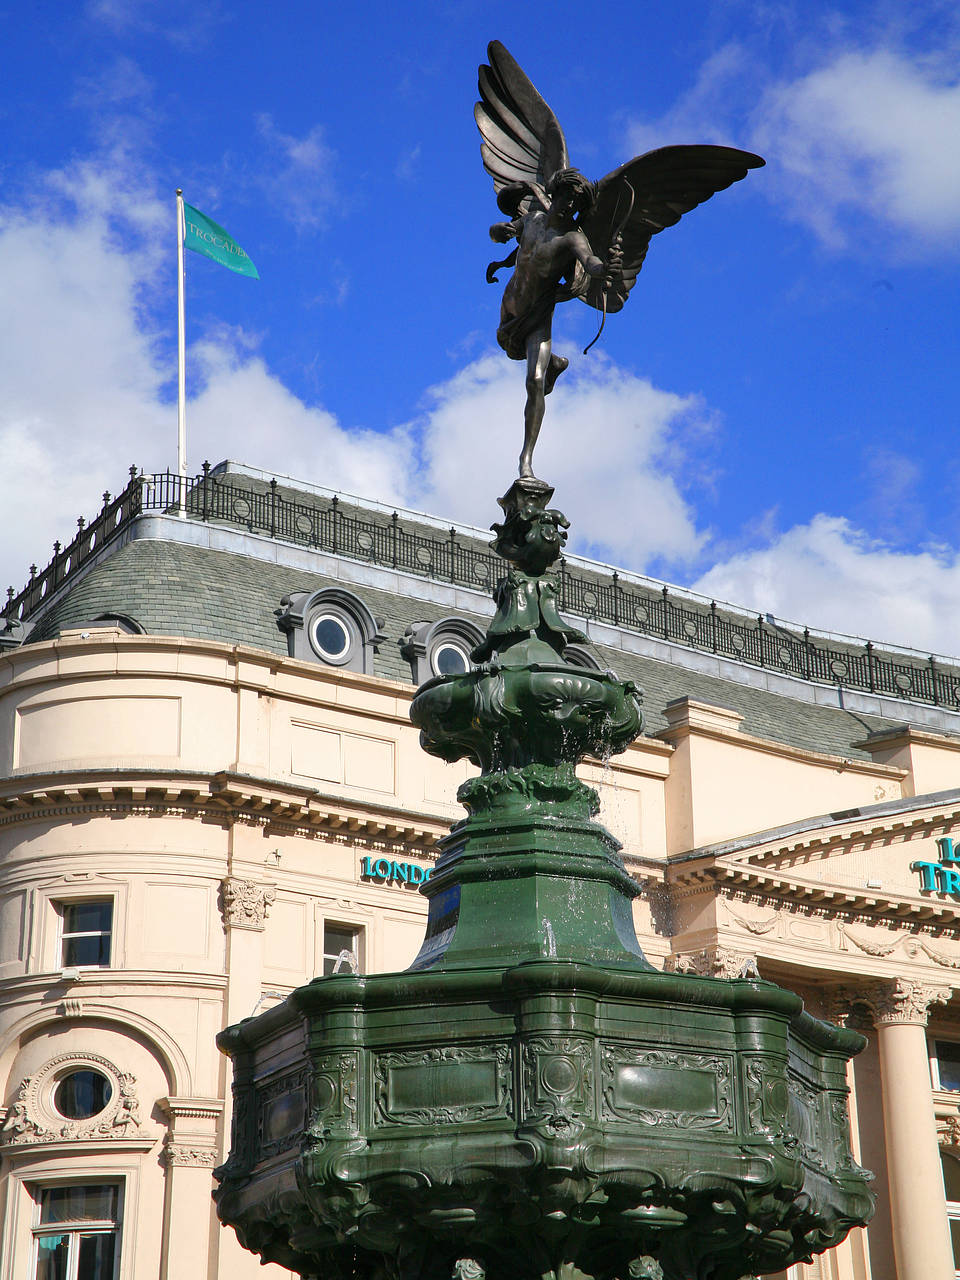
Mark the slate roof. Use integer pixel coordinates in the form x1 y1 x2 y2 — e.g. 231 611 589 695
26 534 901 760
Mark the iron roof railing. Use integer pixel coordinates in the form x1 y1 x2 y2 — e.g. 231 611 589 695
4 465 959 711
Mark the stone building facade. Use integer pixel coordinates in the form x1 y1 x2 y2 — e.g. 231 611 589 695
2 461 960 1279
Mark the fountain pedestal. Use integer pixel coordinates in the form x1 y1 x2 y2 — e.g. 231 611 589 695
215 481 873 1280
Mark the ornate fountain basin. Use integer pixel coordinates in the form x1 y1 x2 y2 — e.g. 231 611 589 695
215 961 873 1280
411 662 643 773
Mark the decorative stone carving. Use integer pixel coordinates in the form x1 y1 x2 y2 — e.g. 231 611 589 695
163 1144 217 1167
865 979 952 1026
837 923 905 957
724 904 782 935
913 938 960 969
221 877 276 931
1 1053 142 1145
939 1114 960 1150
665 947 759 980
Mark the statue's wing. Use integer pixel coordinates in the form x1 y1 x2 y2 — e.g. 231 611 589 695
476 41 569 202
577 145 765 314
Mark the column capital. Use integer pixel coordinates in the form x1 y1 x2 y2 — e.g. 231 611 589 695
665 946 759 981
220 877 276 931
866 979 952 1027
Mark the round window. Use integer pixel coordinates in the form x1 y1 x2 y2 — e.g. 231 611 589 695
432 642 469 677
310 613 351 662
54 1069 113 1120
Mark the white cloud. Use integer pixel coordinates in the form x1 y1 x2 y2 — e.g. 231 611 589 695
692 514 960 655
255 116 337 230
624 40 960 250
0 163 169 594
0 149 711 601
625 44 752 155
754 48 960 246
187 339 415 504
413 356 710 568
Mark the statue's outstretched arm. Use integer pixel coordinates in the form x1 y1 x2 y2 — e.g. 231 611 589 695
571 230 604 278
486 247 518 285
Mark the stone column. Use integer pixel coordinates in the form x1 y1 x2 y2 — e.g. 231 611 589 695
216 876 276 1278
867 979 954 1280
157 1097 224 1280
220 876 276 1027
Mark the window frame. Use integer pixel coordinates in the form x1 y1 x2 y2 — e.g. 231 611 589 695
309 611 355 666
430 638 471 678
57 899 114 971
30 1180 123 1280
932 1039 960 1093
941 1150 960 1278
321 921 365 976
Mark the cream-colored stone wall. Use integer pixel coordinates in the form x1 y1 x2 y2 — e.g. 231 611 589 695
2 629 960 1280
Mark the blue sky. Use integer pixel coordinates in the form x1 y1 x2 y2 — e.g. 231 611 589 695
2 0 959 654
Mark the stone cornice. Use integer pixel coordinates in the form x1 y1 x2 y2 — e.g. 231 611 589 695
671 864 960 927
157 1096 224 1122
0 767 445 852
0 971 229 999
670 793 960 870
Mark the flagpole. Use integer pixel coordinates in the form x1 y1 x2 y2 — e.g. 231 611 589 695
176 189 187 515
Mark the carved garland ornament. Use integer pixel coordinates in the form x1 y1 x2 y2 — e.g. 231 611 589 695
163 1144 217 1167
221 877 277 930
1 1053 142 1145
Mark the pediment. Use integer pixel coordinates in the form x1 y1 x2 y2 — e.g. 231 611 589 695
669 792 960 924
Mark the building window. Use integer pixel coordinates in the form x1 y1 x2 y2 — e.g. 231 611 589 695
431 639 470 677
322 923 363 976
400 618 485 685
942 1152 960 1277
277 588 384 674
53 1070 113 1122
32 1183 121 1280
58 901 113 969
935 1042 960 1092
311 612 352 663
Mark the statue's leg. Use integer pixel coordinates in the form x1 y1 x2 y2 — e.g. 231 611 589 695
544 353 568 396
521 334 551 479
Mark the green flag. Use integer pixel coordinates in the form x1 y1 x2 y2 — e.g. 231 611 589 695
182 202 259 279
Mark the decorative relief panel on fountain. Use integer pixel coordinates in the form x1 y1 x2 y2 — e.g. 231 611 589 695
307 1051 359 1143
600 1044 734 1132
373 1044 512 1127
256 1067 311 1160
521 1035 594 1138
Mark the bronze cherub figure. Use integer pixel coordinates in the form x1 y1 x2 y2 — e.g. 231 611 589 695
477 41 765 480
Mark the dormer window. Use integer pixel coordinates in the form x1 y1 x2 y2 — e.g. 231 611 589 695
401 618 485 685
277 588 384 674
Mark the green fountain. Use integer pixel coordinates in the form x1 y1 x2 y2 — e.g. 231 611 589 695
213 42 874 1280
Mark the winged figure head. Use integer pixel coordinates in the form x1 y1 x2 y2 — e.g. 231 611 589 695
475 40 764 480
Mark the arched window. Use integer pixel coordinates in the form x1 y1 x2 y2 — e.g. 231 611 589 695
401 618 485 685
277 588 384 674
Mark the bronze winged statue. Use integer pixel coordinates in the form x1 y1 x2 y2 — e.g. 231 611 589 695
477 41 765 481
